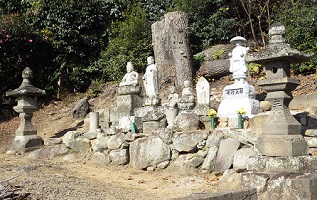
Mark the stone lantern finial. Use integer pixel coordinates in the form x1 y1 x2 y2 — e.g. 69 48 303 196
21 67 33 87
268 22 286 44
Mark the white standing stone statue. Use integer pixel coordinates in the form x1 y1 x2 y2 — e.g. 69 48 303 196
143 56 160 106
217 36 260 119
194 77 210 115
120 62 139 87
229 36 249 83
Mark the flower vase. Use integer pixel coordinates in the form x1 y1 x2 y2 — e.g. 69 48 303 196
210 117 215 129
238 114 243 129
131 122 136 133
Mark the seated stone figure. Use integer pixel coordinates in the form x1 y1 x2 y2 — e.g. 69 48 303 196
118 62 141 95
119 62 139 87
167 86 179 109
178 80 195 110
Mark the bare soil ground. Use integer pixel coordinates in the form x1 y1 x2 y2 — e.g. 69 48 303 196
0 74 315 199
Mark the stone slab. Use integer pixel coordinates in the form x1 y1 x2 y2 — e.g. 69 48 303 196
214 138 240 174
174 188 257 200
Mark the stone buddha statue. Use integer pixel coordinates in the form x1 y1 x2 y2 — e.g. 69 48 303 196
119 62 139 87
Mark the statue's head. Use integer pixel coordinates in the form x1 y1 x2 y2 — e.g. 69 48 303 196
230 36 246 46
126 62 133 72
170 86 176 93
147 56 154 65
184 80 190 88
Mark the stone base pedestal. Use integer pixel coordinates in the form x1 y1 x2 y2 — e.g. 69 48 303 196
117 85 141 95
9 135 43 153
218 82 260 118
110 94 143 127
252 156 317 173
256 135 307 157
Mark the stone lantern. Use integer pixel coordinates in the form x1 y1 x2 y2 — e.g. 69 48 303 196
247 23 313 157
6 67 46 154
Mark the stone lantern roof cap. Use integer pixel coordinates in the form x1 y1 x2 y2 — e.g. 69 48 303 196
6 67 46 97
246 23 314 64
230 36 247 44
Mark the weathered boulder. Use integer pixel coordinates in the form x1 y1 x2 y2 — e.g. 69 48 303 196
249 113 268 133
91 152 111 165
260 101 271 111
129 136 171 170
107 133 126 150
173 112 200 131
28 144 68 159
68 137 91 154
172 130 209 153
109 149 129 165
94 136 110 152
233 148 258 172
62 131 81 147
72 97 90 119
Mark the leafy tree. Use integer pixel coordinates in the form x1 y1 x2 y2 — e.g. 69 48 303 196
273 0 317 73
95 3 153 81
0 12 56 103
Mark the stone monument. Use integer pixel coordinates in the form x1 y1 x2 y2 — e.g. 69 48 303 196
110 62 142 131
217 36 260 118
194 77 210 115
247 23 312 157
178 80 195 111
143 56 160 106
6 67 46 153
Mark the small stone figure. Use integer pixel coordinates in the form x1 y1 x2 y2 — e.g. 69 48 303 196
119 62 139 87
167 86 179 109
229 36 249 83
178 80 195 110
143 56 160 106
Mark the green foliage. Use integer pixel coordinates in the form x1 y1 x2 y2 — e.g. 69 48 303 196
212 49 225 60
175 0 239 53
0 12 57 102
274 0 317 74
96 3 153 81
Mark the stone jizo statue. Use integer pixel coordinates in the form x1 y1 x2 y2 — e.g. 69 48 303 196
119 62 139 87
229 36 249 82
167 86 179 109
178 80 195 110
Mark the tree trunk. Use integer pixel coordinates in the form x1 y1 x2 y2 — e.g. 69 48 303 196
198 59 231 78
151 11 193 92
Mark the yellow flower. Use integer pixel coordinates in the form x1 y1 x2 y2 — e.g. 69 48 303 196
208 108 217 118
236 108 246 115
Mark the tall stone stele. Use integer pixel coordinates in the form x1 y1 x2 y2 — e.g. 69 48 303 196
6 67 46 154
247 23 313 156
